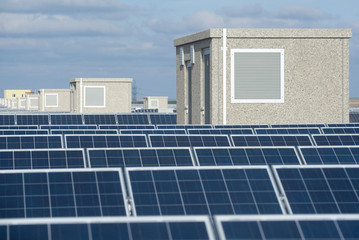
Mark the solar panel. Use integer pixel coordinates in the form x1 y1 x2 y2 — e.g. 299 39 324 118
213 124 269 129
51 130 118 135
215 215 359 240
157 124 213 129
0 149 85 169
299 146 359 164
0 169 128 218
0 216 215 240
88 147 195 168
350 113 359 123
188 128 254 135
0 115 15 125
322 127 359 134
149 134 231 147
231 134 313 147
117 114 149 125
120 129 186 135
83 114 117 125
255 127 321 135
50 114 83 125
327 123 359 127
194 147 301 166
126 166 284 216
99 124 155 130
312 134 359 146
40 125 97 130
65 134 148 149
16 115 49 125
0 125 38 129
149 114 177 125
273 165 359 214
0 130 49 135
271 123 326 128
0 135 63 149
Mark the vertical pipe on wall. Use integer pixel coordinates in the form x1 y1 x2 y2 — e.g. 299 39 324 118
222 28 227 124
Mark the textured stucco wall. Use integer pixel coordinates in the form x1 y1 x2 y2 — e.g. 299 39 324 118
144 96 168 109
38 89 71 112
175 28 351 124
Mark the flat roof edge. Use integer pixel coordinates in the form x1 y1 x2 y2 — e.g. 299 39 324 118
70 78 133 83
174 28 352 46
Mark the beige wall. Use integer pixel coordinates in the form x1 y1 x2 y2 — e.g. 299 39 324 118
4 89 31 99
38 89 71 112
25 94 39 111
144 96 168 109
175 28 351 124
70 78 132 113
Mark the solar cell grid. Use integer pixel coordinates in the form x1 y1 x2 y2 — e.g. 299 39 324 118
117 114 149 125
188 128 253 135
231 134 313 147
299 146 359 164
16 115 49 125
194 147 301 166
0 135 62 149
0 216 215 240
149 114 176 125
322 127 359 134
88 147 194 168
83 114 116 125
312 134 359 146
156 124 213 129
274 165 359 214
51 130 118 135
0 125 38 129
120 129 186 135
271 123 326 128
0 115 15 125
0 149 85 169
327 123 359 127
213 124 269 129
0 169 128 218
99 125 155 130
50 115 83 125
126 166 284 216
255 127 321 135
0 130 49 135
149 134 231 147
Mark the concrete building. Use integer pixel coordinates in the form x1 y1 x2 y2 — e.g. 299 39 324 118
174 28 352 124
4 89 31 99
70 78 133 113
38 89 71 112
17 98 26 110
143 96 168 110
25 93 39 111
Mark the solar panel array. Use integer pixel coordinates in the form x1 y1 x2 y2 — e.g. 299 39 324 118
2 112 359 239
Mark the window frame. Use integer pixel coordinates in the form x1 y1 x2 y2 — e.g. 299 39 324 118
45 93 58 108
84 86 106 108
230 49 284 104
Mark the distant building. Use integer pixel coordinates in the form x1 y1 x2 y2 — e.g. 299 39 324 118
25 92 40 111
143 96 168 110
69 78 133 113
4 89 31 99
174 28 352 124
38 89 71 112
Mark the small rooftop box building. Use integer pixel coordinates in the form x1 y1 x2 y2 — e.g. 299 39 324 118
25 93 39 111
69 78 133 113
174 28 352 124
4 89 31 100
143 96 168 110
38 89 71 112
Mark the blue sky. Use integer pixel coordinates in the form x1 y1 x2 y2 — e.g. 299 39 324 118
0 0 358 99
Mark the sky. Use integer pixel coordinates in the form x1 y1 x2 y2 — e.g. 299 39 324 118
0 0 358 99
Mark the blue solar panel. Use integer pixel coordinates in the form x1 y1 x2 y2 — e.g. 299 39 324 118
83 114 116 125
322 127 359 134
88 148 194 168
215 215 359 240
17 115 49 125
312 134 359 146
271 123 326 128
255 128 321 135
213 124 269 129
0 115 15 125
117 114 149 125
0 149 85 169
0 125 38 129
327 123 359 127
194 147 301 166
41 125 97 130
51 130 118 135
149 134 231 147
0 216 215 240
157 124 213 129
231 134 313 147
0 135 62 149
0 169 128 218
99 124 155 130
65 134 148 149
149 114 177 125
127 166 283 216
0 130 49 135
188 128 253 135
299 146 359 164
50 114 83 125
120 129 186 135
274 165 359 214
